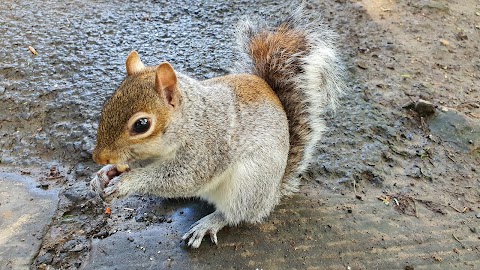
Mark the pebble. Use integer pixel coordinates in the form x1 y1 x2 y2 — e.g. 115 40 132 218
356 61 368 69
74 163 88 177
414 99 436 117
36 253 53 265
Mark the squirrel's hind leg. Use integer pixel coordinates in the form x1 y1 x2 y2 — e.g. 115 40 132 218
183 146 288 248
182 210 228 248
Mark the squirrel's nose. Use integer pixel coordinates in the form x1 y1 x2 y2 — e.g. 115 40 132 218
93 149 110 165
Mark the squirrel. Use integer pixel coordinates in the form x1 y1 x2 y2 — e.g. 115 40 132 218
90 8 344 248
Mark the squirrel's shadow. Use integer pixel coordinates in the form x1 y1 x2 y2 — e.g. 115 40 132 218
117 195 215 231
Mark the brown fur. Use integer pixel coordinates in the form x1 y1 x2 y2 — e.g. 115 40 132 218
247 24 310 183
126 51 145 76
206 74 282 107
94 68 173 164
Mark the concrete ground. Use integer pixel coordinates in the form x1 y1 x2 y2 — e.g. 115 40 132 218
0 169 59 269
0 0 479 269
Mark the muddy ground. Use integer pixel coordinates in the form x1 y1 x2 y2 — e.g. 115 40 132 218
0 0 479 269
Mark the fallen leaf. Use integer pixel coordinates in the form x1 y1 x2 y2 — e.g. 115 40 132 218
432 255 443 262
439 39 450 47
28 46 38 55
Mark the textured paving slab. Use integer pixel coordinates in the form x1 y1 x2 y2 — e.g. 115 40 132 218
0 170 59 269
85 188 480 270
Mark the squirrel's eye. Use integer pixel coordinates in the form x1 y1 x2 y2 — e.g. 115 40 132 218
132 118 151 134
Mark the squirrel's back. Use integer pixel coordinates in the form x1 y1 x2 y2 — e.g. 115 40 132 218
235 8 345 195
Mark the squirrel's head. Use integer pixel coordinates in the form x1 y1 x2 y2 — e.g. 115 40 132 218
93 51 181 166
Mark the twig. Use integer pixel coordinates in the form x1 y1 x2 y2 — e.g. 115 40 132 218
415 198 447 207
452 234 466 249
441 144 457 162
353 178 357 195
413 200 419 218
46 176 65 180
393 198 399 206
449 203 465 213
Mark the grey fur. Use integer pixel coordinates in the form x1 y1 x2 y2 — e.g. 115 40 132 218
92 7 344 248
95 73 290 247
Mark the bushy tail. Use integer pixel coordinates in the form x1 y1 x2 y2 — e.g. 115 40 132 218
235 8 345 195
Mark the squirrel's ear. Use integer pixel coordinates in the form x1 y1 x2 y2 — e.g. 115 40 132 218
126 51 145 76
155 62 180 108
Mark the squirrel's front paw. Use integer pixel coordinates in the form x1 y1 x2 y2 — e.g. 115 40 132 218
90 165 121 198
182 211 228 248
103 176 121 197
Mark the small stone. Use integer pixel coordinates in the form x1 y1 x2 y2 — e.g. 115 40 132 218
75 163 87 177
135 214 145 222
356 61 368 69
37 183 49 190
70 244 86 252
414 99 436 117
36 253 53 265
19 112 31 120
0 157 14 164
62 240 77 251
456 31 468 41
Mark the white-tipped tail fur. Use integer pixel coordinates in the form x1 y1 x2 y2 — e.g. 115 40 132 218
235 7 345 195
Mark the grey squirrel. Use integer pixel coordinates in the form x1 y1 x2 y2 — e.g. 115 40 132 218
90 8 344 248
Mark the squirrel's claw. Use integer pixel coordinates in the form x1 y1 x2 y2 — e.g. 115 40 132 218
90 174 106 195
103 176 121 197
210 232 218 245
90 164 119 197
182 211 227 248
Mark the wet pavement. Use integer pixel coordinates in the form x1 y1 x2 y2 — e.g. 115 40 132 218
85 191 479 270
1 0 479 269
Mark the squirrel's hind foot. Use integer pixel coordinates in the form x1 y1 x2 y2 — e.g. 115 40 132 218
182 210 228 248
